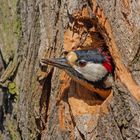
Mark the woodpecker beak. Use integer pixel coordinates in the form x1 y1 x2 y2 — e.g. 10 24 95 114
40 58 71 70
40 57 82 81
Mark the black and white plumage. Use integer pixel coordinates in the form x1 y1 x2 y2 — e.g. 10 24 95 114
66 49 112 82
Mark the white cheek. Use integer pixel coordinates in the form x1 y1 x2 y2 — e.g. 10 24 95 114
73 63 108 82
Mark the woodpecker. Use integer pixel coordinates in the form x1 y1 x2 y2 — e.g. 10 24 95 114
40 48 113 89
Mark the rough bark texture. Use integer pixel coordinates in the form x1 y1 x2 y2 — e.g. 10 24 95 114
0 0 140 140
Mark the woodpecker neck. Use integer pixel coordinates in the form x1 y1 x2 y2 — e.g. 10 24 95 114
102 61 112 73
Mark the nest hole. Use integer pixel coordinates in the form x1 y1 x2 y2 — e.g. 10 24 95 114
63 11 115 106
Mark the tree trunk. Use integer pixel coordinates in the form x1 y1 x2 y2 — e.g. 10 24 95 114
0 0 140 140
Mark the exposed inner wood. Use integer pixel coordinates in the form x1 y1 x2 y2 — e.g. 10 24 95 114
57 72 112 130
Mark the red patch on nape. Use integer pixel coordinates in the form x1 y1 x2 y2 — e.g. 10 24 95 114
103 62 112 73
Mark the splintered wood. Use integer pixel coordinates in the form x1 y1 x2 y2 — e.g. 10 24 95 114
64 9 105 51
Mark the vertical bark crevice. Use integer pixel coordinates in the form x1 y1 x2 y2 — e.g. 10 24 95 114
39 68 54 131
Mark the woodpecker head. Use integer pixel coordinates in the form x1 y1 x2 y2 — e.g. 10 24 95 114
40 48 113 89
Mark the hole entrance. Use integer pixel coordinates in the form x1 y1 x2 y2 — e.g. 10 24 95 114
63 10 115 106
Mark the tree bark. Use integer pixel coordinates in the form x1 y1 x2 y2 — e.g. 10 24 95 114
0 0 140 140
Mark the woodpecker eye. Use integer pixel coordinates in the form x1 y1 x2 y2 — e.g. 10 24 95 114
77 60 87 67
